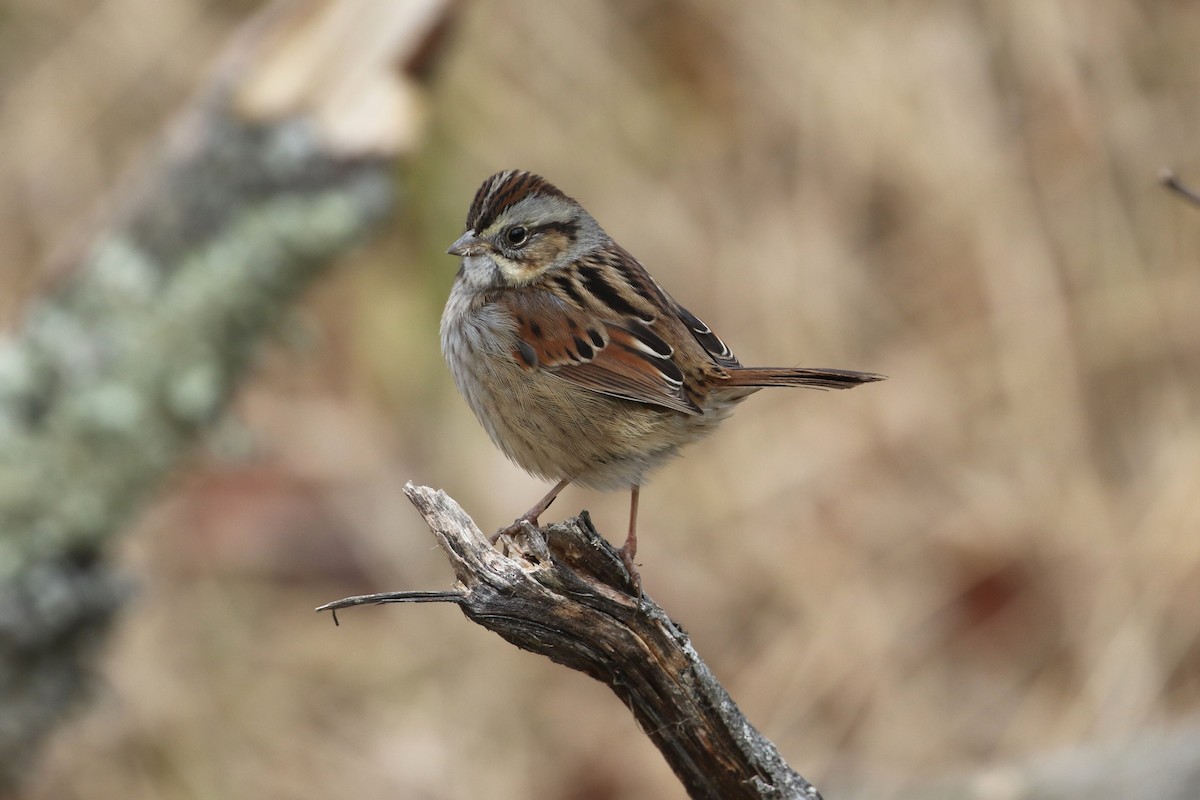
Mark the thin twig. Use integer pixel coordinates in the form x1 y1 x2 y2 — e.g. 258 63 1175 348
316 590 464 625
1160 169 1200 207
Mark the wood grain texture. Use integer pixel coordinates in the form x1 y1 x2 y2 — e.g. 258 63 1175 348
319 484 823 800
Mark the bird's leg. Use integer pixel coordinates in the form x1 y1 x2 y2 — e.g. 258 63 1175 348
617 484 642 594
490 479 570 543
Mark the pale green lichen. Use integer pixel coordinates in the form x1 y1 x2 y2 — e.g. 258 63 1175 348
67 383 146 433
0 344 35 446
0 108 396 791
86 237 161 304
166 362 223 423
0 175 392 568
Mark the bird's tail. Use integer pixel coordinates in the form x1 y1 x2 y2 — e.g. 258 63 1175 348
724 367 884 390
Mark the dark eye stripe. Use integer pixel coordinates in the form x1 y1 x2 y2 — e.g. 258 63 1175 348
503 220 578 253
535 220 579 240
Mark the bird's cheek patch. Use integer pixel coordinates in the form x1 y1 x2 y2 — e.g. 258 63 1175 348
495 255 545 286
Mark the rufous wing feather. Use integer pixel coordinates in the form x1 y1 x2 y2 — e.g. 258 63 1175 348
497 291 702 414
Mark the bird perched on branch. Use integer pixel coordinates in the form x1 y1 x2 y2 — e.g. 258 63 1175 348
441 170 882 590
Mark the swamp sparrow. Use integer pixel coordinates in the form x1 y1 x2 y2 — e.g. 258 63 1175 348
441 170 881 590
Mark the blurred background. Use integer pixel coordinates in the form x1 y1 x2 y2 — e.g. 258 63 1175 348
5 0 1200 798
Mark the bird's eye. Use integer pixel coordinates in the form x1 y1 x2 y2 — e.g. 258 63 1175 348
505 226 529 246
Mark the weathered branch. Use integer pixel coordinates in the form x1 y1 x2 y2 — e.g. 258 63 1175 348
0 0 455 789
319 483 823 800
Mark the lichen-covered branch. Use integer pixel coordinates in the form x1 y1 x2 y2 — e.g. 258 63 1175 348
319 484 823 800
0 0 455 789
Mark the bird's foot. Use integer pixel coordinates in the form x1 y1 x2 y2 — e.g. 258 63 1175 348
489 515 538 545
616 543 643 599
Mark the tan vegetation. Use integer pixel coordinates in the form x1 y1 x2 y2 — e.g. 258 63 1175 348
5 1 1200 797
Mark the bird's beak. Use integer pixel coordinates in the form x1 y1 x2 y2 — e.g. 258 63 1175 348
447 231 485 257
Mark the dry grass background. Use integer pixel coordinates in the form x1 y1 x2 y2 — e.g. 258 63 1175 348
5 0 1200 798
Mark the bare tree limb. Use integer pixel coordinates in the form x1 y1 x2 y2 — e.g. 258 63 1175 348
319 483 824 800
0 0 455 789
